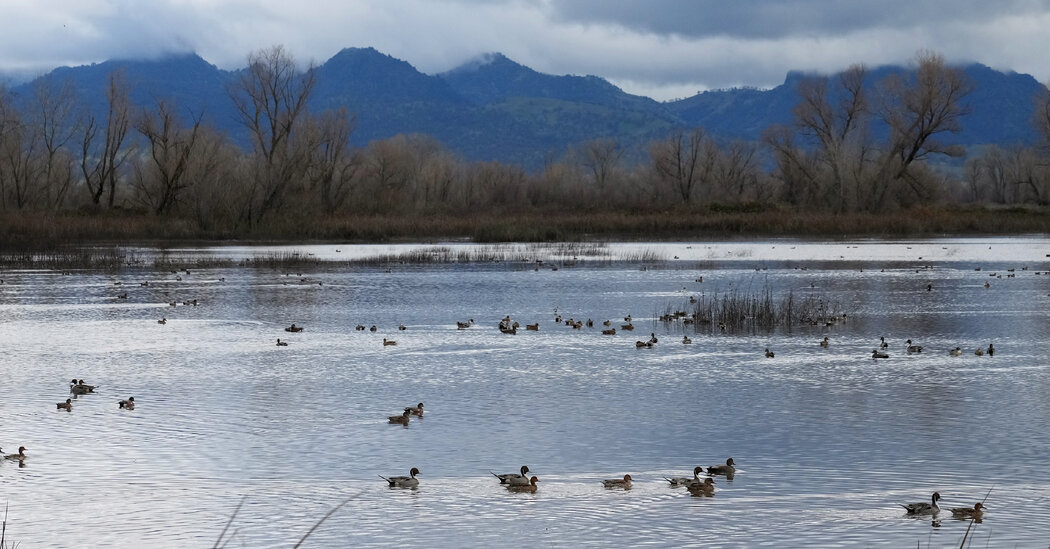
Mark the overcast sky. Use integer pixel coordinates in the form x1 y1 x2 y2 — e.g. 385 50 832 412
2 0 1049 101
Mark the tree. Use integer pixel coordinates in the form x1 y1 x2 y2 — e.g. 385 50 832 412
80 71 132 207
229 45 317 224
649 128 717 204
30 76 80 209
580 138 622 190
133 99 205 214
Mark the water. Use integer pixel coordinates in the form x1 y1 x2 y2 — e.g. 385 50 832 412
2 238 1050 548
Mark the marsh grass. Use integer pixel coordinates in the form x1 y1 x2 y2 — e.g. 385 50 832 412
1 502 18 549
660 289 843 333
212 495 355 549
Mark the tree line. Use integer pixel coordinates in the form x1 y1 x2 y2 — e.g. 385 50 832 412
1 47 1049 236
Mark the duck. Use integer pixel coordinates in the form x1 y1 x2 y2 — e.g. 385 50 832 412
635 340 653 348
987 343 995 356
379 467 420 488
276 338 288 346
404 403 424 417
2 446 27 461
872 349 889 359
682 335 692 344
764 348 775 358
118 396 135 410
602 328 616 335
506 476 539 492
457 319 474 330
686 477 717 495
949 347 962 356
56 398 72 411
285 324 303 332
621 323 635 331
880 336 889 349
707 458 736 476
369 325 377 332
905 339 923 354
602 474 632 488
664 466 705 486
949 502 984 519
900 492 941 515
388 410 411 425
398 324 407 331
491 465 531 484
70 379 96 394
974 347 985 356
355 324 366 331
525 323 539 331
819 336 830 348
648 333 658 344
383 338 397 346
158 318 167 325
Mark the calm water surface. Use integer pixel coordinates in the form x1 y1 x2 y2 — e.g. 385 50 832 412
2 238 1050 548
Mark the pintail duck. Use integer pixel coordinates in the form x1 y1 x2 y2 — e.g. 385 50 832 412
664 467 704 486
70 379 96 394
872 349 889 359
949 347 962 356
379 467 420 488
276 338 288 346
285 324 303 332
900 492 941 515
383 338 397 346
707 458 736 476
492 465 530 484
3 446 27 460
987 343 995 356
648 333 658 344
389 410 411 425
506 476 539 492
819 337 830 348
949 502 984 519
905 340 923 353
57 398 72 411
118 396 135 410
602 474 633 488
880 336 889 349
404 403 424 416
682 335 692 344
764 348 775 358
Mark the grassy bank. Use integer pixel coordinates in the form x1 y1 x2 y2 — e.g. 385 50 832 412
1 205 1048 251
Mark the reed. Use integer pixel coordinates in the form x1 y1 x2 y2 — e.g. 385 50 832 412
660 289 843 332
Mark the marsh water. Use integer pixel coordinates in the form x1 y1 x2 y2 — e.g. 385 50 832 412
2 238 1050 548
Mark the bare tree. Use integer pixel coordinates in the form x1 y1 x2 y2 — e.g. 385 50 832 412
650 128 716 204
133 99 205 214
229 45 317 224
302 108 356 215
81 71 132 207
30 76 80 209
580 138 623 190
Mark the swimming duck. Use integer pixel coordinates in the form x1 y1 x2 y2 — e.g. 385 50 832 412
664 467 705 486
388 410 411 425
404 403 424 416
621 323 635 331
525 323 539 331
370 325 377 332
276 338 288 346
118 396 135 410
355 324 365 331
3 446 27 460
70 379 96 394
880 336 889 349
506 476 539 492
457 319 474 329
379 467 420 488
872 349 889 359
819 337 830 348
949 502 984 519
987 343 995 356
974 347 985 356
56 398 72 411
398 324 407 331
158 318 167 325
602 328 616 335
602 474 632 488
492 465 530 484
900 492 941 515
686 477 717 495
764 348 775 358
285 324 303 332
707 458 736 476
949 347 962 356
905 339 923 354
635 340 653 348
383 338 397 346
648 333 658 344
682 335 692 344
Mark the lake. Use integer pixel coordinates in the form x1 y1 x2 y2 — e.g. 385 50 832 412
2 237 1050 548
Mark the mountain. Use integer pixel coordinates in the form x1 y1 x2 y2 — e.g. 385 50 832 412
7 50 1047 170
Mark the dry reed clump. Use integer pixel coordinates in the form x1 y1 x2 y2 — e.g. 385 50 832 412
660 289 843 332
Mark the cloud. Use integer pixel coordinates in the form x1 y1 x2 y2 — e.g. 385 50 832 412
1 0 1049 100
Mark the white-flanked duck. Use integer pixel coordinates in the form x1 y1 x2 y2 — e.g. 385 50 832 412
56 398 72 411
602 474 632 488
404 403 424 417
905 340 923 354
379 467 420 488
664 467 705 486
949 502 984 519
3 446 27 460
872 349 889 359
158 318 167 325
492 465 530 484
949 347 962 356
900 492 941 515
707 458 736 476
119 396 135 410
506 476 539 493
388 410 411 425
